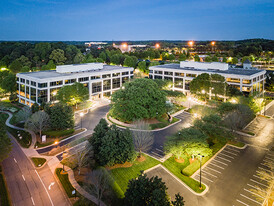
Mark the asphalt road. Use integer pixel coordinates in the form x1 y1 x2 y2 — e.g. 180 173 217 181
36 105 110 154
2 134 69 206
265 103 274 117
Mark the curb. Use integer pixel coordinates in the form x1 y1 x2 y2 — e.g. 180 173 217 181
106 113 182 132
35 128 87 150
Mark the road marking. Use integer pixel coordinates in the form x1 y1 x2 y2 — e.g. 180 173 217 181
194 175 213 182
264 156 273 161
209 162 225 169
222 150 238 156
31 197 35 205
244 188 264 199
247 184 266 193
48 182 55 190
35 170 54 206
14 158 17 163
226 147 240 152
218 153 234 159
263 159 273 164
202 170 217 177
236 199 250 206
205 166 222 174
22 175 25 181
240 194 261 205
258 166 272 173
155 148 163 152
211 159 228 166
250 179 268 187
215 156 231 162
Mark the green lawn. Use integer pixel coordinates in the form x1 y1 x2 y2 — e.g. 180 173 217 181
31 157 46 167
110 154 160 194
56 168 77 198
228 141 245 148
0 113 9 123
162 156 206 193
6 126 32 148
0 166 11 206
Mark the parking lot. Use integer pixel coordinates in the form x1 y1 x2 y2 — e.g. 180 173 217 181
233 150 273 206
192 145 243 186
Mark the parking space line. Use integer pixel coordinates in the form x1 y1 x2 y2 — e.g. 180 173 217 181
244 188 264 199
211 159 228 166
222 150 238 156
151 151 162 158
250 179 268 187
218 153 234 159
253 175 270 183
155 148 163 152
247 184 266 193
263 159 273 164
205 166 222 174
226 147 241 152
215 156 232 162
240 194 261 205
256 170 265 176
202 170 217 177
209 162 225 170
236 199 250 206
259 166 272 173
195 174 214 182
264 156 273 161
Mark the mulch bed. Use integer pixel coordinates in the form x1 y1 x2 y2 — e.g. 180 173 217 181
175 157 185 163
106 162 133 170
137 155 146 162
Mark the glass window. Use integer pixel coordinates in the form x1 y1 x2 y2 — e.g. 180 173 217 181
50 81 63 87
78 77 89 82
31 87 36 101
242 79 251 84
175 78 184 88
175 72 184 77
102 74 111 78
20 78 25 83
17 84 19 94
149 70 153 74
154 75 162 79
83 83 89 88
103 80 111 91
16 77 19 82
130 71 133 74
37 89 48 103
164 71 173 76
226 78 240 83
50 88 60 101
185 80 191 90
253 78 256 82
113 78 121 89
164 76 173 81
26 86 30 99
122 71 129 75
20 84 25 97
26 80 29 85
31 81 36 87
149 75 153 79
65 79 76 84
112 72 120 77
92 82 102 93
38 83 47 88
186 73 197 78
91 75 100 80
122 76 129 84
155 70 163 75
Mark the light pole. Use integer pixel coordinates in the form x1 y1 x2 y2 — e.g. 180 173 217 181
198 153 204 189
80 112 84 129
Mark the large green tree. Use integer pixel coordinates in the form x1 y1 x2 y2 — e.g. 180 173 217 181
1 73 17 94
49 49 67 65
124 172 171 206
110 78 167 122
57 82 89 107
0 119 12 162
189 73 211 94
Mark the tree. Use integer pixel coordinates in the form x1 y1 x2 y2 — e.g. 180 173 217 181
57 82 89 108
211 56 218 62
99 52 107 62
24 111 50 138
73 52 85 64
110 54 121 65
232 57 238 64
189 73 210 94
194 55 200 62
1 73 16 94
17 55 32 68
98 125 135 166
15 106 32 123
49 49 67 65
132 120 154 157
31 103 40 113
45 103 74 130
171 193 185 206
169 54 175 61
0 123 11 162
110 78 167 122
47 60 56 70
86 168 109 206
204 56 212 62
73 150 88 175
179 54 187 61
138 61 147 73
124 171 170 206
20 66 31 72
124 56 136 67
9 60 22 73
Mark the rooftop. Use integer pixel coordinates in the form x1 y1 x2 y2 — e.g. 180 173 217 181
151 63 265 76
17 64 132 80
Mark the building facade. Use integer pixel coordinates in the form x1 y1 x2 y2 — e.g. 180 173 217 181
16 63 134 106
149 61 266 95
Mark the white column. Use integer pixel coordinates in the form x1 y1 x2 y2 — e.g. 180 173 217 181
240 79 243 92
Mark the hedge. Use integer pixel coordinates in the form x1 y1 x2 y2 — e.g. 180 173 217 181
182 156 210 176
55 168 75 198
0 166 10 206
43 129 75 138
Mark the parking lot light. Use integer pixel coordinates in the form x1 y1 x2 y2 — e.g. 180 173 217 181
198 153 205 189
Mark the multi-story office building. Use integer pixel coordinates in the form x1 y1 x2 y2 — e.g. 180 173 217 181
149 61 266 95
16 63 134 106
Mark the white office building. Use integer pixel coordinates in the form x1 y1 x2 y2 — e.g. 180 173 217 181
149 61 266 95
16 63 134 106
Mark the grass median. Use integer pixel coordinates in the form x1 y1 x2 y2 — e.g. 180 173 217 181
0 166 11 206
31 157 46 167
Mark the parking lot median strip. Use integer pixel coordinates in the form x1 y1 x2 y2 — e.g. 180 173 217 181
240 194 261 205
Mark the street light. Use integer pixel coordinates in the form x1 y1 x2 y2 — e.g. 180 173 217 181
201 90 205 94
198 153 204 189
188 41 194 47
155 43 160 49
80 112 84 129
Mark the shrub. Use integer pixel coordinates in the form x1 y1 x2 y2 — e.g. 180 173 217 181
182 157 210 176
43 129 74 138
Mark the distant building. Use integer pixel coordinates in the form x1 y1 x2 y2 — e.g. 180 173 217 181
16 63 134 106
113 44 148 53
149 61 266 95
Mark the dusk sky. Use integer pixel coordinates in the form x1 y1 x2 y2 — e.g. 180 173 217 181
0 0 273 41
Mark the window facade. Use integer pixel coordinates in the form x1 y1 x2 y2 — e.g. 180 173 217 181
186 73 196 78
37 89 48 103
38 83 47 88
112 72 120 77
174 78 184 89
78 77 89 82
92 82 102 93
91 75 100 80
31 81 36 87
122 71 129 76
113 78 120 89
154 70 163 75
175 72 184 77
164 71 173 76
31 88 36 101
50 80 63 87
102 74 111 79
103 80 111 91
65 79 76 84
